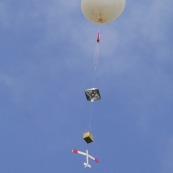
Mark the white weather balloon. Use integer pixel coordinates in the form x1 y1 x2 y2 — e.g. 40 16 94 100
81 0 126 24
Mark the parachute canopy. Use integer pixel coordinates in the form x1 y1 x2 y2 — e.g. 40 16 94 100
81 0 126 24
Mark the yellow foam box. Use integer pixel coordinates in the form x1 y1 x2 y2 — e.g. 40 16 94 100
83 131 94 143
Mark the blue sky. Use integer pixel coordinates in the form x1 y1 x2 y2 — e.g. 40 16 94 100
0 0 173 172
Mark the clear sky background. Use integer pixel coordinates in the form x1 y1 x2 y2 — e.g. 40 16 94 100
0 0 173 173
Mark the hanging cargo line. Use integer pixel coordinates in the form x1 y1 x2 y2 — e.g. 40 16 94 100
83 32 101 144
83 101 93 133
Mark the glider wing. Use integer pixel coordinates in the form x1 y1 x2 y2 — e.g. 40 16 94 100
88 154 99 163
72 149 86 156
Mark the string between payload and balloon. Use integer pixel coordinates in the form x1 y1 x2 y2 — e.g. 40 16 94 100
83 32 101 144
92 32 100 87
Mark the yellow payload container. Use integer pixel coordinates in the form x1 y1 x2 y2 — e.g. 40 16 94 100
83 131 94 144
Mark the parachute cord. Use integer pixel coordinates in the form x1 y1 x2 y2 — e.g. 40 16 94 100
92 42 100 87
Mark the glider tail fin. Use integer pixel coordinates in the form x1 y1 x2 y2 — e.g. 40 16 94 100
84 162 91 168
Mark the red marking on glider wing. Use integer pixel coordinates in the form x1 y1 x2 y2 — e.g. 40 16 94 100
72 149 78 153
95 158 99 163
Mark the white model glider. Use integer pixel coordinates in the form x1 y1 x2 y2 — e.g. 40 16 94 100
72 149 99 168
